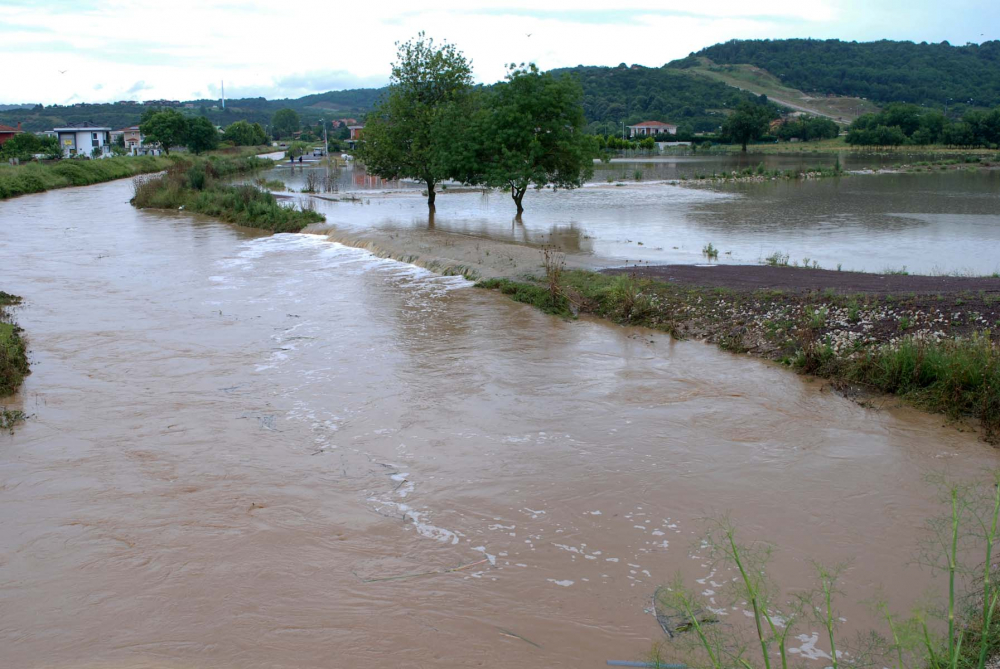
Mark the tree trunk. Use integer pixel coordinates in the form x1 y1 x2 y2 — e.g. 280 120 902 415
426 179 436 208
511 186 526 216
741 140 748 152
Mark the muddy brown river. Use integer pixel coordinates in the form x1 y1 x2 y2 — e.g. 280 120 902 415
1 178 998 668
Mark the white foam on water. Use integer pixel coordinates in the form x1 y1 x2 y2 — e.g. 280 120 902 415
547 579 574 587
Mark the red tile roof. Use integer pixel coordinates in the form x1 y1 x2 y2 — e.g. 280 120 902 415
0 124 22 133
628 121 676 127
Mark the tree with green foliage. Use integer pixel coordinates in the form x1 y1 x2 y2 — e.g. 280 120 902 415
0 133 59 161
359 33 474 208
474 64 597 215
271 108 300 139
139 108 188 155
722 101 773 151
186 116 219 154
223 120 267 146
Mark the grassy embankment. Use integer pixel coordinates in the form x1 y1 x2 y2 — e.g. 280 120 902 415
478 264 1000 442
0 155 176 200
0 291 28 431
130 156 324 233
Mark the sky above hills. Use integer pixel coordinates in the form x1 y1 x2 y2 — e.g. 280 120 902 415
3 0 997 105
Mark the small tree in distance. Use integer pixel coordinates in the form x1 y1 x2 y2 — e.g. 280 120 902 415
722 101 773 152
186 116 219 154
271 108 300 140
139 108 188 155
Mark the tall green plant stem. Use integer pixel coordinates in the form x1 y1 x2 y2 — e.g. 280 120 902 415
976 480 1000 669
728 532 773 669
949 487 960 665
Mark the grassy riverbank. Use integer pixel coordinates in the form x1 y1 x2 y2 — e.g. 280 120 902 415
0 155 177 200
478 266 1000 442
131 156 324 232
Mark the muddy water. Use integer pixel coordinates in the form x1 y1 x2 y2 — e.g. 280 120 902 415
274 162 1000 275
1 178 999 669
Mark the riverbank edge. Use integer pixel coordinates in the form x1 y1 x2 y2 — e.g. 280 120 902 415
0 291 29 431
476 267 1000 443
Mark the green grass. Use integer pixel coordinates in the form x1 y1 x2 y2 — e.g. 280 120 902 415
0 292 29 397
131 157 323 233
474 278 571 317
0 155 178 200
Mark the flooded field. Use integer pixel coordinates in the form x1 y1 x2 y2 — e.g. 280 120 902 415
271 157 1000 275
2 176 999 668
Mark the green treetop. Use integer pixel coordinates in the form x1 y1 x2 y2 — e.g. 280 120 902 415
476 64 597 215
358 32 475 208
139 108 187 155
271 108 300 139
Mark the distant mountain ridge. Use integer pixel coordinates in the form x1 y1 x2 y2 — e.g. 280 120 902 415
6 38 998 134
686 38 1000 108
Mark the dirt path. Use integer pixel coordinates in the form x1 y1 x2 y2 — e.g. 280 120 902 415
605 264 1000 295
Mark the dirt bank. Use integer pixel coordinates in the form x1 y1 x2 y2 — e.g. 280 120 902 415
312 219 604 280
605 263 1000 295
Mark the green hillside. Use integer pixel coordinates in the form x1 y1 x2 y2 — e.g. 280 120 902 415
553 64 776 132
692 38 1000 109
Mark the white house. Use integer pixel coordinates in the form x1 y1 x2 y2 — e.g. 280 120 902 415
53 122 113 158
627 121 678 137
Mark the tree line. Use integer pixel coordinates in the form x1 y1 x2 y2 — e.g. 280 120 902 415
846 103 1000 147
359 34 596 215
695 38 1000 109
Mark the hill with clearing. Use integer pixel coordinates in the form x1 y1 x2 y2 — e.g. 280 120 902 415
687 38 1000 110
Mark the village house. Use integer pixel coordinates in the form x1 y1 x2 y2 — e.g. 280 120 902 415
627 120 678 137
111 125 143 153
0 122 24 147
347 124 364 149
53 122 113 158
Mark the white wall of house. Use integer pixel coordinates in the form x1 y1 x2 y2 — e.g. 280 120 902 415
55 128 112 158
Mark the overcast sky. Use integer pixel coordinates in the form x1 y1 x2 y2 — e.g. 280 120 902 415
3 0 996 105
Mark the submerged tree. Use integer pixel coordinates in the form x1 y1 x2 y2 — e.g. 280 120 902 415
358 33 474 208
722 101 773 152
476 64 596 216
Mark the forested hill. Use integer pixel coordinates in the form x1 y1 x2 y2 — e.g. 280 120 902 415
552 64 772 132
689 39 1000 108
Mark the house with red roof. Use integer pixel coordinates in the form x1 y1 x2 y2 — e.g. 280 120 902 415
0 122 24 147
627 121 677 137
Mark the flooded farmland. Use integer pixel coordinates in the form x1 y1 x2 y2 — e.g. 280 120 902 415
271 157 1000 276
1 171 999 669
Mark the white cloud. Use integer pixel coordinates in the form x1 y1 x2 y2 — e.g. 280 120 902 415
0 0 987 104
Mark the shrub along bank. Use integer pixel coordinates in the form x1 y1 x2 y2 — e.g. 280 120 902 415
0 155 176 200
478 267 1000 442
130 157 324 233
1 291 29 398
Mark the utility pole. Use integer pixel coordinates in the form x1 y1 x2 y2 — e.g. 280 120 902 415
322 118 329 156
221 80 225 110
